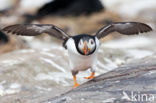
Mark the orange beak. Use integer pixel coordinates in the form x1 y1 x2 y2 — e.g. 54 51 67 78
84 41 87 55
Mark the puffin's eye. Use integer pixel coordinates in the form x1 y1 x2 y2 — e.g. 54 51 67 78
90 40 94 45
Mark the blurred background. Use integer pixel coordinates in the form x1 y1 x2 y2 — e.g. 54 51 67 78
0 0 155 102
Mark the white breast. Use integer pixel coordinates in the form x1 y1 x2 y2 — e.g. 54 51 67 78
66 37 100 71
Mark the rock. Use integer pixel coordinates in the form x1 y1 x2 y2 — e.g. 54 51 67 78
0 35 27 54
37 0 104 16
24 0 104 22
42 58 156 103
0 31 9 44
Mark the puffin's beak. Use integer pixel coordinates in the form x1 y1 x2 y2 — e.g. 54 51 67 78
84 41 87 55
84 41 90 55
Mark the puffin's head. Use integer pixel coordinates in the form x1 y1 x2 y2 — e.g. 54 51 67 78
77 35 96 56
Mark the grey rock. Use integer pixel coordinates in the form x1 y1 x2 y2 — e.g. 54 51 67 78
42 58 156 103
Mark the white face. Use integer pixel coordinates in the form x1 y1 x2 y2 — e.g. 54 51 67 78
78 38 96 55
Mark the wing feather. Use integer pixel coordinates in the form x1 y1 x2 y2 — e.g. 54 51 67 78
2 24 70 40
96 22 152 39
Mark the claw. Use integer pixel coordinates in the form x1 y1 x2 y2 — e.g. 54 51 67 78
84 72 95 79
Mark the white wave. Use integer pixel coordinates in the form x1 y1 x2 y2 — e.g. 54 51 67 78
102 36 152 49
16 49 35 53
0 83 21 96
36 86 52 91
97 58 119 71
10 83 21 89
42 48 51 52
103 58 118 68
40 57 66 72
97 61 114 71
1 60 19 66
40 52 56 57
0 81 6 85
126 49 153 59
35 72 71 86
114 58 125 66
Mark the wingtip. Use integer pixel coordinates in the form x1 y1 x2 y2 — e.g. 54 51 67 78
149 26 153 31
140 23 153 34
146 24 153 32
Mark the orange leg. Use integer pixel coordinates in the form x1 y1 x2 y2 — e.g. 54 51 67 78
84 72 95 79
73 75 80 88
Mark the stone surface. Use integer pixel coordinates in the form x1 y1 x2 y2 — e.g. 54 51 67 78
42 58 156 103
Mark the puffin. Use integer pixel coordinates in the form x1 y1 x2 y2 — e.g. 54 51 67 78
1 22 152 88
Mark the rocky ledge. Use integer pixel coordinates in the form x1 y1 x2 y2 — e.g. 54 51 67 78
42 58 156 103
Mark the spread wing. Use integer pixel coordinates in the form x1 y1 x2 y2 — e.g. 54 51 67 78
96 22 152 39
2 24 70 40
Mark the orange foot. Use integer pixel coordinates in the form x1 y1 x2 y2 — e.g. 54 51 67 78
84 72 95 79
73 75 80 88
73 83 80 88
